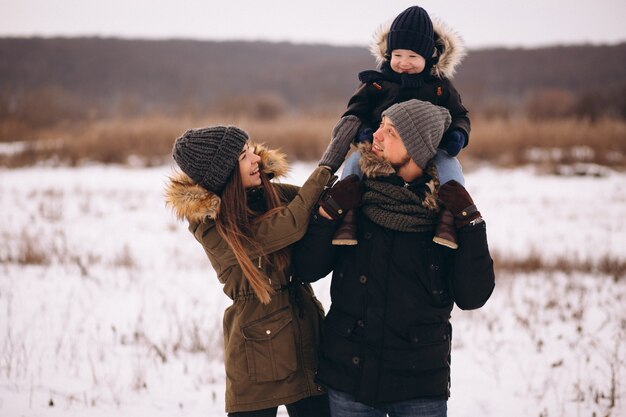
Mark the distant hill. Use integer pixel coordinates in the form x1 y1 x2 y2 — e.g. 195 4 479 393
459 44 626 105
1 37 625 117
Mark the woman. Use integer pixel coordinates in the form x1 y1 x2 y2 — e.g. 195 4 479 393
164 125 352 417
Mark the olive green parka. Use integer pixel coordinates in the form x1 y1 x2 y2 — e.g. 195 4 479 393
165 143 334 413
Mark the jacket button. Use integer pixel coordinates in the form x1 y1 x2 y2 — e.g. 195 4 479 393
357 320 365 327
317 385 323 392
352 356 360 365
364 232 372 239
265 329 271 335
359 275 367 284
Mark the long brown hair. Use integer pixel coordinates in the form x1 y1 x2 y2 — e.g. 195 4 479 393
215 162 290 304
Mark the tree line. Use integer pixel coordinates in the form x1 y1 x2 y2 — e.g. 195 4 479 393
0 37 624 131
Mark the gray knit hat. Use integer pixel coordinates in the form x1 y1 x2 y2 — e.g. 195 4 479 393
382 99 451 168
172 125 248 193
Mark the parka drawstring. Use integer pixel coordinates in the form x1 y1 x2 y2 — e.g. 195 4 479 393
257 256 272 285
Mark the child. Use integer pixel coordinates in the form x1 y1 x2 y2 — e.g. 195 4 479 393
327 5 471 248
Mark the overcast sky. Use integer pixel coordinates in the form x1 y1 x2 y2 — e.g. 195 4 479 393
1 0 625 49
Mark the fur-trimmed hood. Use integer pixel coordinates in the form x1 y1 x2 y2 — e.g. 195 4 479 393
369 17 466 79
164 142 289 223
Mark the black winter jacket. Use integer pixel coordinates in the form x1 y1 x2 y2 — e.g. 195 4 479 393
343 74 470 145
293 208 494 405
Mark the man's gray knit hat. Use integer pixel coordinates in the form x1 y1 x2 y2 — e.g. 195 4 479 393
382 99 452 168
172 125 248 194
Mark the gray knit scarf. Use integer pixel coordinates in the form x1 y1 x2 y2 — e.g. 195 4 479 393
358 143 440 232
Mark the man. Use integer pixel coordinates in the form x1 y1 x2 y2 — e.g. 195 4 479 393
294 99 495 417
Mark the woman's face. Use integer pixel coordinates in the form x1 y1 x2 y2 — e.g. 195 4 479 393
389 49 426 74
238 142 262 189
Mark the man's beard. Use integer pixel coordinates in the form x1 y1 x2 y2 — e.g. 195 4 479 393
389 153 411 172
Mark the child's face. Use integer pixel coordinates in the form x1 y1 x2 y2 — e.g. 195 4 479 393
390 49 426 74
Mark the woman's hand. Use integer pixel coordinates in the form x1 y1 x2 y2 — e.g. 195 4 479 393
318 206 334 220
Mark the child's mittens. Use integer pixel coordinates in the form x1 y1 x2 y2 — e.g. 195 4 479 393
318 174 364 220
319 115 362 173
439 129 466 157
357 127 373 143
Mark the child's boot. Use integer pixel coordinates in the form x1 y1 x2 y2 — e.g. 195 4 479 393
434 180 484 250
332 209 358 245
432 208 458 249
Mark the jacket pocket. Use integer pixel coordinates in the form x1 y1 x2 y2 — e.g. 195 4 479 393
241 307 298 382
422 247 453 307
408 322 451 347
385 323 451 373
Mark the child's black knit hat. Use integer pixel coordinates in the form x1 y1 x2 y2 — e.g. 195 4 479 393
387 6 435 59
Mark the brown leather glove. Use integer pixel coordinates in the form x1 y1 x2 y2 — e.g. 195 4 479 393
319 174 364 220
438 180 482 228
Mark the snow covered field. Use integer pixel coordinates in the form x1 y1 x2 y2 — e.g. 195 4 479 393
1 162 625 417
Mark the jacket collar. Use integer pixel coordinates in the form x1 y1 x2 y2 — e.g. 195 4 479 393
164 142 288 222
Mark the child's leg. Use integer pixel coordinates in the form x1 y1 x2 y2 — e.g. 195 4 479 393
432 149 464 249
434 149 464 186
340 151 363 180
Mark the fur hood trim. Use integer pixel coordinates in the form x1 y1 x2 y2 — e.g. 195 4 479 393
164 142 288 223
369 17 467 79
358 143 396 178
358 143 440 211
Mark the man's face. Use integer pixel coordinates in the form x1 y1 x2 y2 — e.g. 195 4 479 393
372 117 424 180
372 117 411 167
